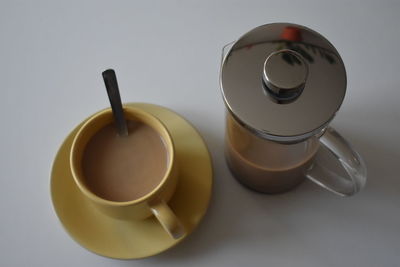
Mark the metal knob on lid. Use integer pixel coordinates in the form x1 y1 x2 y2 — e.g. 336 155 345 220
220 23 347 143
262 49 308 104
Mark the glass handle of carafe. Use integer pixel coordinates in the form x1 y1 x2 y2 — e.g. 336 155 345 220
305 127 367 196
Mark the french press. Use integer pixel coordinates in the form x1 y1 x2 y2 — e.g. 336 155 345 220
220 23 366 196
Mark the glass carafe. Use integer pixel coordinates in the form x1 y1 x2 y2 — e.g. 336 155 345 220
220 23 366 196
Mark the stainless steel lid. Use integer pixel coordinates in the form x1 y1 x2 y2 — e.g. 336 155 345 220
220 23 347 142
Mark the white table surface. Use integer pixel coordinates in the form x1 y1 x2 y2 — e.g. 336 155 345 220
1 0 399 266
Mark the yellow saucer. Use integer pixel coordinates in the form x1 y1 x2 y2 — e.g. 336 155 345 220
50 103 213 259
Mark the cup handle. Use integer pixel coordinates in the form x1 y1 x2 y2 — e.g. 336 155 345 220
305 127 367 196
149 199 186 239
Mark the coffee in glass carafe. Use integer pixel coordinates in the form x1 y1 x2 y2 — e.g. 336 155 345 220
220 23 366 196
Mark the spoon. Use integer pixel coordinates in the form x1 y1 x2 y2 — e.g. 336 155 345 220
102 69 129 137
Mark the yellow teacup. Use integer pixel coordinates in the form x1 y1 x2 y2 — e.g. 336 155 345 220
70 106 185 239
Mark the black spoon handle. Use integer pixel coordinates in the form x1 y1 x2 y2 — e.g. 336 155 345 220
102 69 128 136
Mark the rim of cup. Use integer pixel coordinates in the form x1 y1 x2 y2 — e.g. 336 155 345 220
70 106 175 207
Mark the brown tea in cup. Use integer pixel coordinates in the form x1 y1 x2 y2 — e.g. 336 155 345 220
81 120 168 202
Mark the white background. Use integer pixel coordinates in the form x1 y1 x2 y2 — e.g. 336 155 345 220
1 0 399 266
